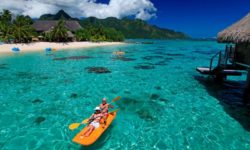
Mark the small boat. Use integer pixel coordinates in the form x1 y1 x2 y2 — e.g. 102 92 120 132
72 111 117 146
45 48 52 52
12 47 20 52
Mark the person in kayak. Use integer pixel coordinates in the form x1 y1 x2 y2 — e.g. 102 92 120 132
82 107 103 137
99 98 114 125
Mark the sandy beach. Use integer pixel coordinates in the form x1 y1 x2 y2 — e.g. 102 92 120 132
0 42 124 54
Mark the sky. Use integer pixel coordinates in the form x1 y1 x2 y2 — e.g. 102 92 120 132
0 0 250 38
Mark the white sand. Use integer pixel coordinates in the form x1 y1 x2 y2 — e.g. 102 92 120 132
0 42 124 54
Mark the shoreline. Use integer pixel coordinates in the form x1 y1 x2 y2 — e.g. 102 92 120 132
0 42 125 55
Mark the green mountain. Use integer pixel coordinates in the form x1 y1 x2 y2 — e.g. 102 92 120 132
40 10 78 20
39 10 189 39
80 17 189 39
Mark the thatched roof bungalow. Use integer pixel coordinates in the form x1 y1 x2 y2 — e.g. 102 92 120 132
217 13 250 66
217 13 250 101
33 20 82 32
32 20 82 41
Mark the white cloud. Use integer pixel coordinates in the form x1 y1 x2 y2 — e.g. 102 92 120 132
0 0 157 20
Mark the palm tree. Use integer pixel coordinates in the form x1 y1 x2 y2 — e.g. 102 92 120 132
75 29 90 41
51 20 68 42
0 9 12 23
0 9 12 43
0 22 13 43
12 15 35 43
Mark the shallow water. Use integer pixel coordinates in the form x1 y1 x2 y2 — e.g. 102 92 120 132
0 40 250 150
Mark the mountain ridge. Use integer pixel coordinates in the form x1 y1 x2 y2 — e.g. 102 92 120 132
38 10 189 39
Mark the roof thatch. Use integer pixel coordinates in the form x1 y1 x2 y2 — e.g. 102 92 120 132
67 31 74 38
33 20 82 32
218 13 250 43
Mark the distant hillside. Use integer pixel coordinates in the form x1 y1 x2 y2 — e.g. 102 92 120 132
39 10 79 21
80 17 189 39
39 10 189 39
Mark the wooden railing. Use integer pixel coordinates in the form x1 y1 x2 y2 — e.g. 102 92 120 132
209 45 238 72
209 51 222 71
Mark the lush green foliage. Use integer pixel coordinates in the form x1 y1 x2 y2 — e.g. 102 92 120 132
75 29 90 41
50 20 69 42
0 10 35 43
0 9 13 42
0 9 188 43
12 15 35 43
80 17 189 39
0 9 11 22
75 26 124 42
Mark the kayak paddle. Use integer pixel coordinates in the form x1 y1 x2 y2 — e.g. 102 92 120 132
69 96 120 130
111 96 121 103
69 108 120 130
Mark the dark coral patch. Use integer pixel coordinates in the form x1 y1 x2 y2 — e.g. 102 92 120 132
53 55 92 61
40 76 50 80
70 93 78 98
68 56 92 60
35 116 46 125
0 64 8 69
122 97 139 105
165 53 185 56
113 56 136 61
16 72 32 78
137 62 155 66
32 98 43 104
155 86 162 90
134 65 155 70
85 67 111 74
159 98 169 103
53 57 67 61
150 94 160 100
136 109 157 122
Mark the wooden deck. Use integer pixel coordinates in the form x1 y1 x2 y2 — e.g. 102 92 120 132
196 67 242 76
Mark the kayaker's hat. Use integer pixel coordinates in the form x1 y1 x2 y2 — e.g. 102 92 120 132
102 98 107 101
94 107 101 111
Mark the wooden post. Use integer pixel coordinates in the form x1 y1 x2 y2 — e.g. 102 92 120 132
243 68 250 104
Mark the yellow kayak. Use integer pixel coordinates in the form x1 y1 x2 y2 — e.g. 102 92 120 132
72 112 117 146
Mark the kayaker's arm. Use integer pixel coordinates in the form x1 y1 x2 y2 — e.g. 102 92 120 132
87 114 95 123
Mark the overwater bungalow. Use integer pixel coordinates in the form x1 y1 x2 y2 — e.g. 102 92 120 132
32 20 82 41
196 13 250 101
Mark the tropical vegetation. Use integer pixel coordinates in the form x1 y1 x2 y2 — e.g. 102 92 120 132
44 20 69 42
0 9 13 43
0 9 35 43
0 9 189 43
80 17 189 39
75 26 124 42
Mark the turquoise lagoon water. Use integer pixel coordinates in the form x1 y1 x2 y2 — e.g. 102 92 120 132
0 40 250 150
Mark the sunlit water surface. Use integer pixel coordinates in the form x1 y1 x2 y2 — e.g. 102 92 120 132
0 40 250 150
